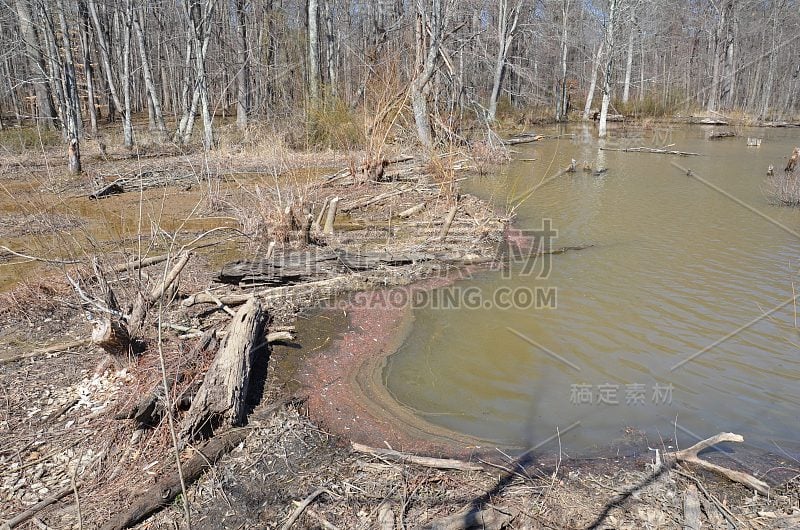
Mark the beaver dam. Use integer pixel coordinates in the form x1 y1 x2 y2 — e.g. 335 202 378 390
1 126 800 529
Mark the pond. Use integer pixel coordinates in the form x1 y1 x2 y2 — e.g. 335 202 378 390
382 124 800 456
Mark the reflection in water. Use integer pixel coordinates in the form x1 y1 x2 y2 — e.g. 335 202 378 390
384 125 800 456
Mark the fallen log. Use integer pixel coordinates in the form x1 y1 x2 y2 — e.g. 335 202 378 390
181 298 266 441
667 432 769 495
99 427 249 530
351 442 483 471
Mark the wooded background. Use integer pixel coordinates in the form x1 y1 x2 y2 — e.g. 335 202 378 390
1 0 799 150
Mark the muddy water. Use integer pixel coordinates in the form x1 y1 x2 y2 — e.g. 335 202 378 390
383 124 800 456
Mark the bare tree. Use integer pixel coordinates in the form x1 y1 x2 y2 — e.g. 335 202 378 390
410 0 450 148
598 0 618 138
488 0 522 122
13 0 58 127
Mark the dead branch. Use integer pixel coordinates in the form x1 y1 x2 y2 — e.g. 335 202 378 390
351 443 483 471
667 432 770 494
281 487 329 530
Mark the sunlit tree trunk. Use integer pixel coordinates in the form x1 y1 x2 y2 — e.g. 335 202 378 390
488 0 521 122
598 0 617 138
133 6 166 134
555 0 570 122
583 40 603 120
307 0 320 105
56 0 82 172
230 0 249 130
621 11 635 104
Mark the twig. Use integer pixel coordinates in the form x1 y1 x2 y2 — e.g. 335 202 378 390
204 289 237 317
0 245 80 265
281 487 327 530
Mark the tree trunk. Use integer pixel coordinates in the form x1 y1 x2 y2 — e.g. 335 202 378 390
488 0 521 122
133 6 167 134
410 0 448 149
598 0 617 138
231 0 249 130
181 298 267 441
121 2 134 147
583 40 603 120
307 0 320 105
555 0 570 122
323 0 337 96
621 10 635 104
87 0 131 145
78 0 98 136
54 0 83 172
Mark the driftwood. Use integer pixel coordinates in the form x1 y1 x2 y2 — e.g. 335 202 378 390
397 202 426 219
503 134 544 145
109 253 169 273
708 131 735 140
438 203 460 241
667 432 769 495
600 146 700 156
419 507 513 530
99 427 249 530
181 298 266 441
351 443 483 472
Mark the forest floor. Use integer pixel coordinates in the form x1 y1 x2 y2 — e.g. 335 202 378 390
1 135 799 529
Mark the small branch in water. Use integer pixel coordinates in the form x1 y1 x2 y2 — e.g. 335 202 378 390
600 146 701 156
